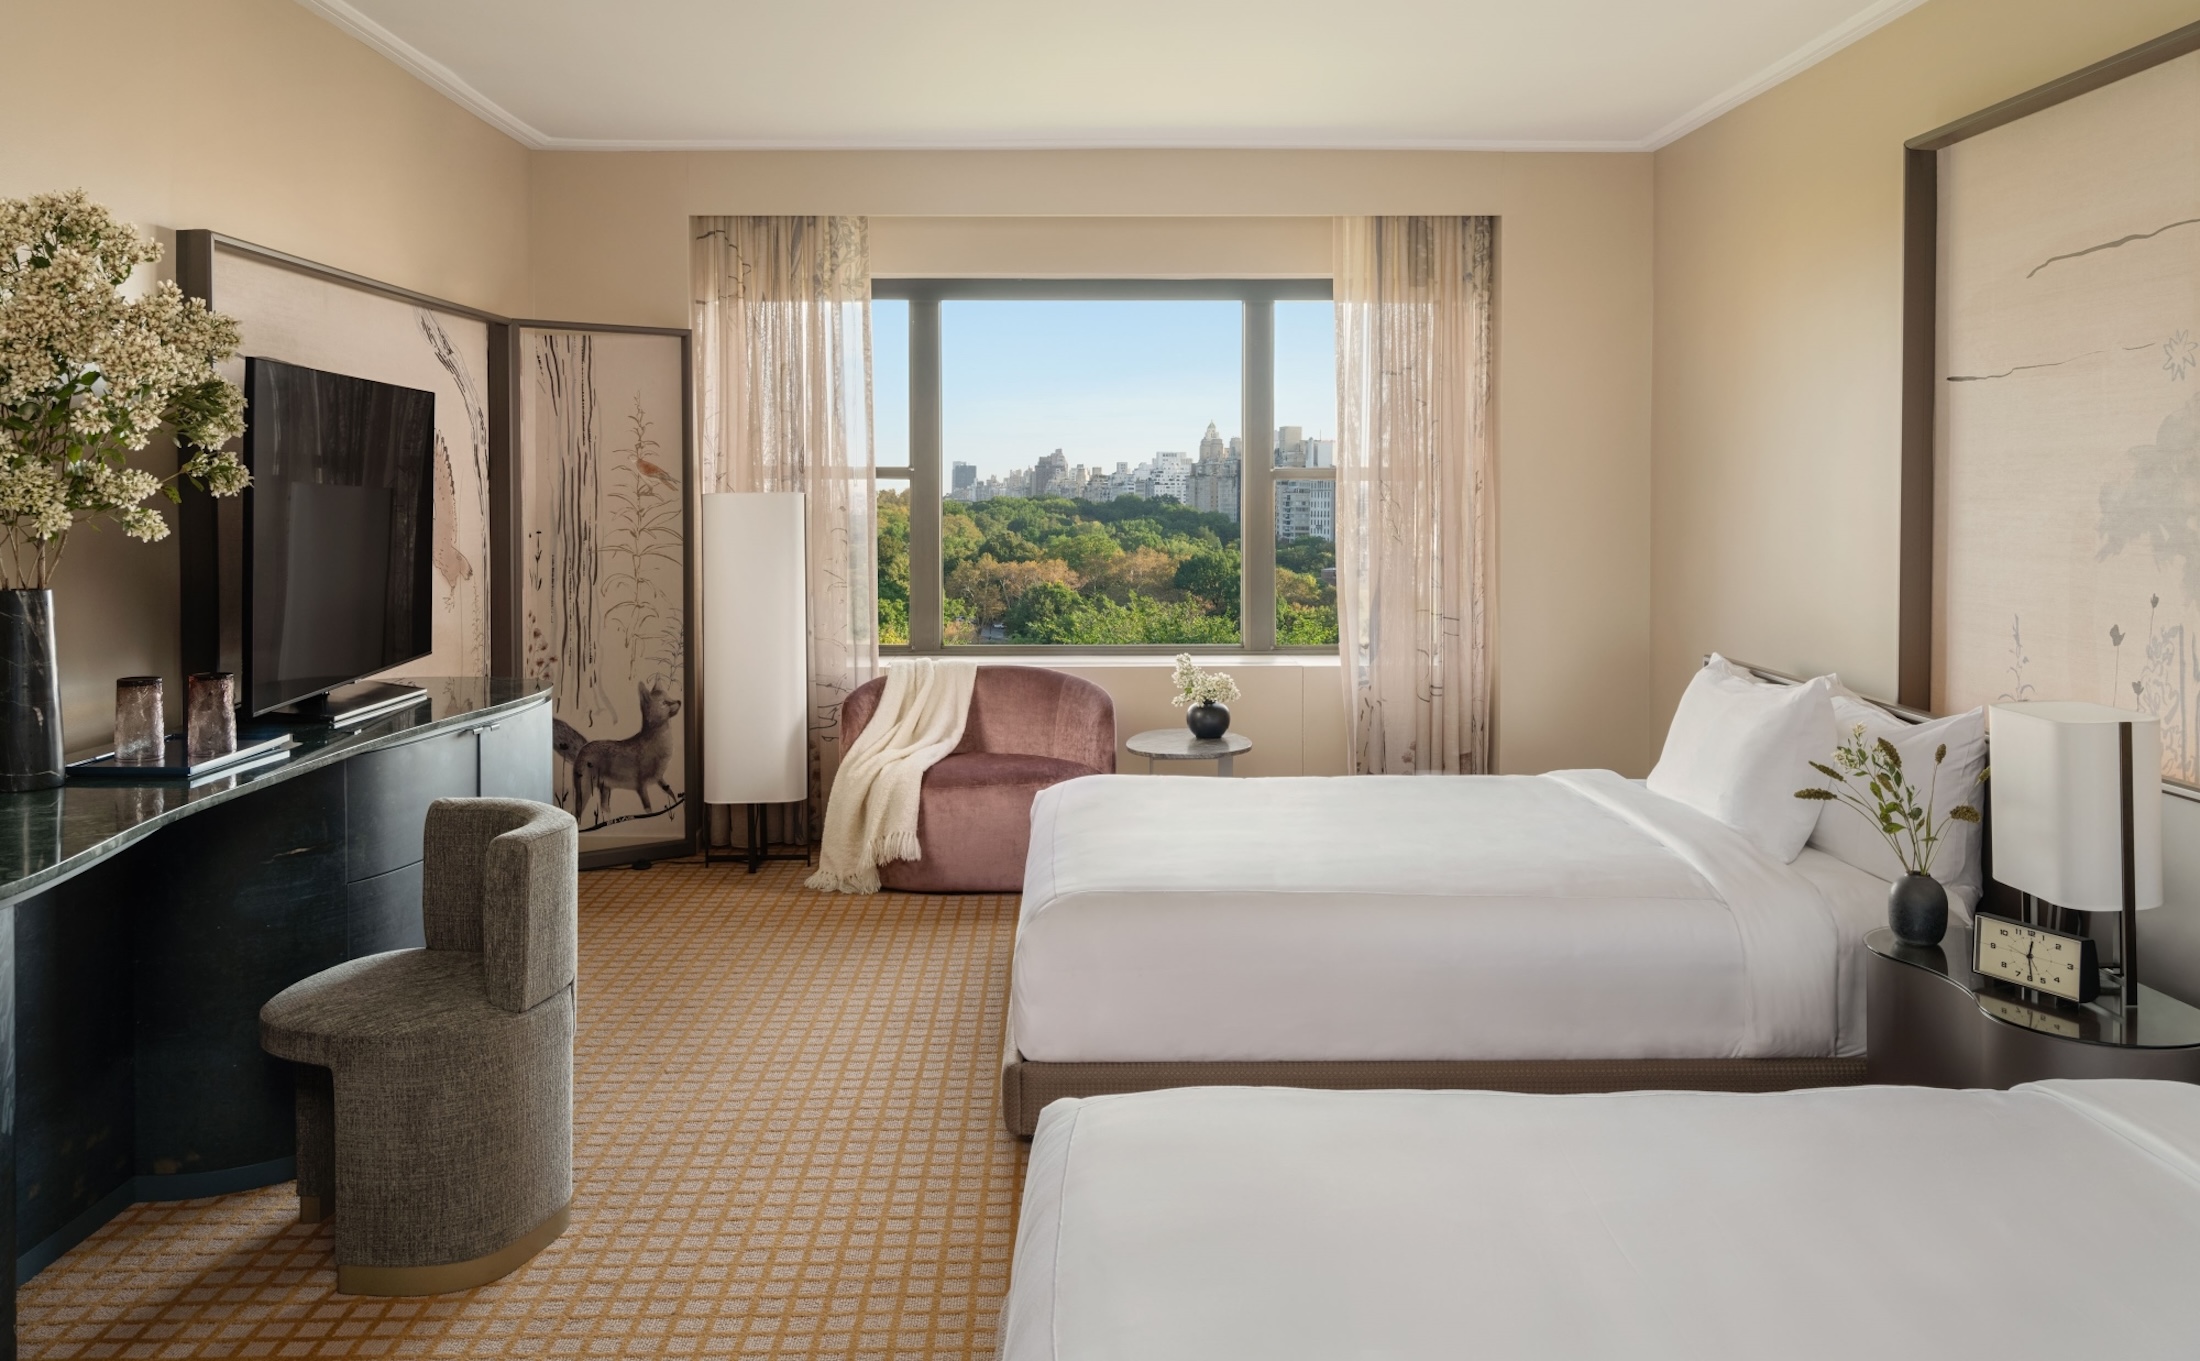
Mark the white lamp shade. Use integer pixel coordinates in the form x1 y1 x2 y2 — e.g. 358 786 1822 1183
703 492 808 804
1988 701 2162 911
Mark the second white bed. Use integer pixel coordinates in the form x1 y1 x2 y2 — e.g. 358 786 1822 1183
1013 770 1937 1064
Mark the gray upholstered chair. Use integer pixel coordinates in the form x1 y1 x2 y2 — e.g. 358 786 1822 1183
260 798 579 1296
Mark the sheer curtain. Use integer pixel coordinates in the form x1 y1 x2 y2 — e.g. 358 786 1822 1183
1333 216 1495 774
692 216 878 821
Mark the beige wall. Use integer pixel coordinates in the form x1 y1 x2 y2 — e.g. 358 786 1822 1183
0 0 530 748
1652 0 2200 997
1651 0 2200 714
533 151 1659 775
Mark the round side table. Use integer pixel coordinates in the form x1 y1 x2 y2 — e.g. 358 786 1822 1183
1126 728 1252 776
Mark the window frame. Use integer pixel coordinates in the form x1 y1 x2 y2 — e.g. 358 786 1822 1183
871 277 1335 655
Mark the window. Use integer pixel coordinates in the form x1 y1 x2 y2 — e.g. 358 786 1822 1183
873 280 1334 652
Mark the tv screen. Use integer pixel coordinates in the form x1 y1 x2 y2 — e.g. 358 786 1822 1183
242 357 435 715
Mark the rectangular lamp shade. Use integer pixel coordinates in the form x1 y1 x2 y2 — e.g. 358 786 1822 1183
702 492 807 805
1988 701 2162 911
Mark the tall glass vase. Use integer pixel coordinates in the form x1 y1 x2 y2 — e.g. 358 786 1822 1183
0 588 65 791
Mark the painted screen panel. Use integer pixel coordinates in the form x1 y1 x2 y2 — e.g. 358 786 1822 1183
1938 48 2200 787
519 328 690 852
211 248 493 678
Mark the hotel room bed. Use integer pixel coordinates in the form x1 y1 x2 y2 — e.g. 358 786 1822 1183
1004 769 1928 1133
1000 1080 2200 1361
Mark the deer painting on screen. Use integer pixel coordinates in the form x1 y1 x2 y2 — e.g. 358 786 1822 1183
573 680 683 823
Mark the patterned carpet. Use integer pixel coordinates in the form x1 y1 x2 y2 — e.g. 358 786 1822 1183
18 861 1028 1359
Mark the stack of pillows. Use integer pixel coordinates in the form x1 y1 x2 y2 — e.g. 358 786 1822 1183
1646 654 1987 890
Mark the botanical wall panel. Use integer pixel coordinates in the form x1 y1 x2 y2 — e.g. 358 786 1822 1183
211 248 491 678
519 327 692 854
1938 49 2200 787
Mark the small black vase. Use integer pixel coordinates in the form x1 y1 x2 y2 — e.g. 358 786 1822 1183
1185 702 1230 740
1889 873 1949 947
0 588 64 792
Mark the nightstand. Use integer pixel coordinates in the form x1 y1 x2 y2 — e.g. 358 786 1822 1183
1866 921 2200 1087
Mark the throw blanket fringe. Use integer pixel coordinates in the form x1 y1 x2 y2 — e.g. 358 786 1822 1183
808 659 979 894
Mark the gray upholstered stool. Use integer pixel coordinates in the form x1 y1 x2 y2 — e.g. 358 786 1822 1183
261 797 579 1296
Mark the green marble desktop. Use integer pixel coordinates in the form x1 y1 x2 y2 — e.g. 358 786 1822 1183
0 677 549 904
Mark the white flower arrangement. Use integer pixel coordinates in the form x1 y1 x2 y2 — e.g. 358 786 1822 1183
1169 653 1241 708
0 190 250 589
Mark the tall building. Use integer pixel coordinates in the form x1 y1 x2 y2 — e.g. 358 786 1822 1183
1142 451 1192 503
1187 418 1242 523
1032 448 1070 498
1274 426 1335 540
951 462 976 492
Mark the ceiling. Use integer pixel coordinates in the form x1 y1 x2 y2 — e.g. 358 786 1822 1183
301 0 1927 152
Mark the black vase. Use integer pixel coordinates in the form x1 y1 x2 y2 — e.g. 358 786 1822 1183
1889 873 1949 947
0 588 63 791
1185 702 1230 740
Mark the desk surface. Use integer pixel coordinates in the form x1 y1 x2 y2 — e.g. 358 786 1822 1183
0 677 549 905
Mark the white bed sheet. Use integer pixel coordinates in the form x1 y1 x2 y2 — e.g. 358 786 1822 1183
1014 772 1928 1063
1003 1081 2200 1361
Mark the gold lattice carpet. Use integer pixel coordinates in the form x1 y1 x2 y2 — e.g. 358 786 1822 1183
19 860 1027 1358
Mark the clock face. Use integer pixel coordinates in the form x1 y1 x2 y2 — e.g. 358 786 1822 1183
1974 918 2091 1003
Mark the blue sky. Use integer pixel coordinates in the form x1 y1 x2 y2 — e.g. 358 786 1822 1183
872 298 1334 482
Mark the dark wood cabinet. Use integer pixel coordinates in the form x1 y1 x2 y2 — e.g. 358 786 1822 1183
478 701 553 801
0 680 552 1315
345 729 480 881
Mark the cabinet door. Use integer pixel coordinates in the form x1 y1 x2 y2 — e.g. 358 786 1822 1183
478 700 553 803
346 860 426 956
345 728 479 881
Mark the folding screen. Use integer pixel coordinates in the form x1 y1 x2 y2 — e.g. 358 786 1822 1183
513 324 697 863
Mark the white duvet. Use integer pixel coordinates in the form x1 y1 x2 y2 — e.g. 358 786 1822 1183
1014 771 1907 1063
1002 1081 2200 1361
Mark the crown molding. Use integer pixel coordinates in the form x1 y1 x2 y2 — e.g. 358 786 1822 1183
294 0 555 148
297 0 1929 155
1638 0 1931 150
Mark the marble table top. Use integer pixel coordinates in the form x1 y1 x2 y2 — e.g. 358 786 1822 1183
0 676 549 905
1125 728 1253 760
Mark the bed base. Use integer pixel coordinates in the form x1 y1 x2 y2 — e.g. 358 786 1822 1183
1000 1024 1866 1137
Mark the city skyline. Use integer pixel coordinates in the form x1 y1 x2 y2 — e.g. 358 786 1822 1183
947 420 1335 541
873 297 1335 480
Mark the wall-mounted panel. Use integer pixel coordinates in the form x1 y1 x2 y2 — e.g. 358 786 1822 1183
1934 44 2200 790
203 245 495 680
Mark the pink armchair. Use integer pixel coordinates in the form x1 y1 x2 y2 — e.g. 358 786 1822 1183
840 666 1115 893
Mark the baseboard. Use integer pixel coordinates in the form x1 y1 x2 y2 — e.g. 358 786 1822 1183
16 1156 297 1285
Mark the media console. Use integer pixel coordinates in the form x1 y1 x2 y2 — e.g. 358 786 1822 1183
0 677 552 1355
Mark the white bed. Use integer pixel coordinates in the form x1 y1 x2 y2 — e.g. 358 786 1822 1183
1014 770 1936 1065
1001 1080 2200 1361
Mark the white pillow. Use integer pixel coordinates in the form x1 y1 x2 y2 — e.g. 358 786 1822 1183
1647 657 1837 862
1807 697 1987 889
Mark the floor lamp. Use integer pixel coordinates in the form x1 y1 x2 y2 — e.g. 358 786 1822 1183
702 491 811 872
1988 702 2163 1010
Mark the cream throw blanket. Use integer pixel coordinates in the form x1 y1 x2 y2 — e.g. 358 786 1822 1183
808 658 979 894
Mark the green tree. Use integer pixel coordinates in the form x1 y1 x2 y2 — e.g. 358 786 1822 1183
876 489 911 644
1173 548 1241 619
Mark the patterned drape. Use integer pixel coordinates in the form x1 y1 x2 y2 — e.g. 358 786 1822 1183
692 216 878 818
1333 216 1495 774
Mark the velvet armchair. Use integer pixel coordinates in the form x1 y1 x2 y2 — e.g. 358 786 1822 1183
840 665 1115 892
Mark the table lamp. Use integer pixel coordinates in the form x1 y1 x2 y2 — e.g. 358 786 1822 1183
1988 702 2162 1009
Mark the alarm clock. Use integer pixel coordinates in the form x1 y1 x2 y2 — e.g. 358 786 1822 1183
1973 912 2100 1004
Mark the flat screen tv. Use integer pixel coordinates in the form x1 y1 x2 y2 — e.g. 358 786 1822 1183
241 357 435 717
